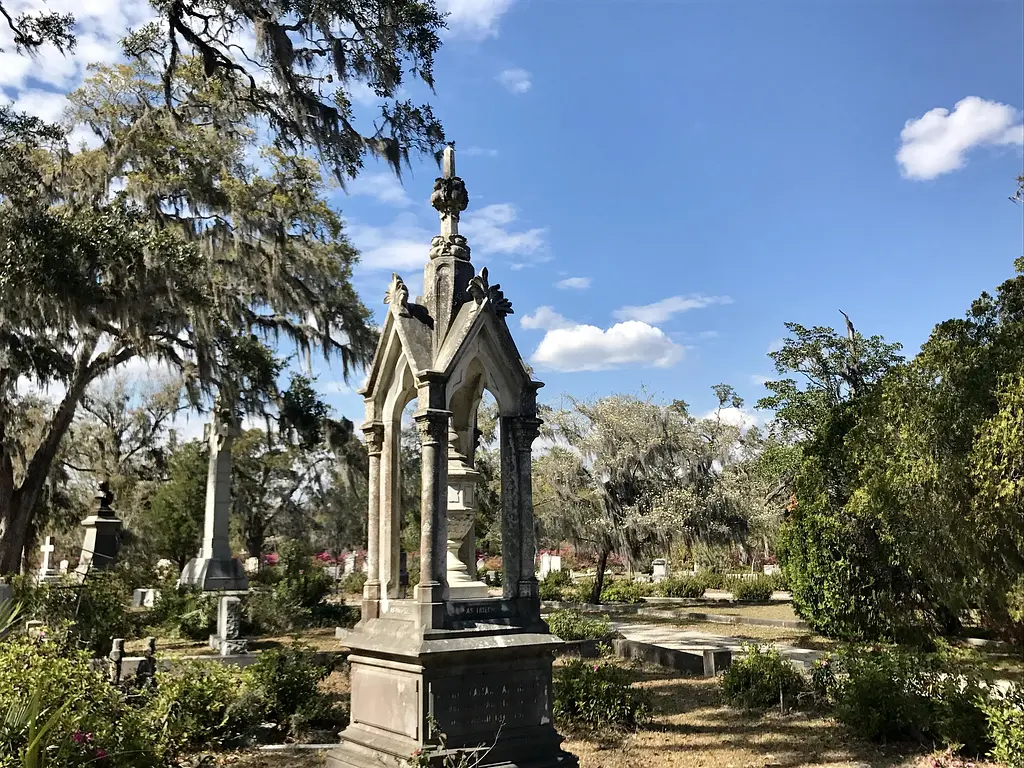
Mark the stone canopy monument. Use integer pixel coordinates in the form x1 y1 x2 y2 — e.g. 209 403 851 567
328 146 577 768
178 400 248 591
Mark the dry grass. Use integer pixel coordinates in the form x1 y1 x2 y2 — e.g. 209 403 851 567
707 603 801 621
124 627 341 655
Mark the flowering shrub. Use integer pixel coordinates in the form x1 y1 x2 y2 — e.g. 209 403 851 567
553 658 651 730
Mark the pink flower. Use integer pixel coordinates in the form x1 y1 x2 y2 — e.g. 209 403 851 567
95 748 108 760
592 664 599 671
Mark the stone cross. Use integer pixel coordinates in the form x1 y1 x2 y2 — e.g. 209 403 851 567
38 537 55 575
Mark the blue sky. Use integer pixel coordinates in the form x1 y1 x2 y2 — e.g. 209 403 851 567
4 0 1023 430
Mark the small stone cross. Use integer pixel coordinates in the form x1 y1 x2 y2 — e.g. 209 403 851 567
38 536 55 574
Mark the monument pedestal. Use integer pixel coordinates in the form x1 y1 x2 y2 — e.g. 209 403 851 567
329 601 577 768
179 556 249 592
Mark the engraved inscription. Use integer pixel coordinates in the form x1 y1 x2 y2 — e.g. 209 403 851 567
446 599 514 620
430 671 547 736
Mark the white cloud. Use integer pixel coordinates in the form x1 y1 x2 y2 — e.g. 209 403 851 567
702 406 759 432
347 213 432 272
346 171 411 207
751 374 771 388
613 294 733 324
767 338 784 354
461 203 546 256
437 0 515 39
556 276 591 290
321 380 353 395
496 68 531 94
531 321 684 373
12 89 69 123
520 306 575 331
897 96 1024 180
463 146 499 157
0 0 155 93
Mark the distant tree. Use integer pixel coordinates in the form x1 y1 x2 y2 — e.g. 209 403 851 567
146 441 206 569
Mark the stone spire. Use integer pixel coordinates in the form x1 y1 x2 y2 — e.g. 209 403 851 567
424 142 474 348
429 143 470 261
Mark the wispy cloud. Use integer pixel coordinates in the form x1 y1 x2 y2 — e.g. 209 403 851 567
437 0 516 40
497 67 532 94
556 276 591 290
463 146 499 157
520 306 576 331
613 294 733 324
461 203 546 256
346 171 411 207
347 213 432 272
897 96 1024 180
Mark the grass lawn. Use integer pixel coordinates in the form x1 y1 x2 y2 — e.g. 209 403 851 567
220 660 1002 768
124 627 341 655
704 602 801 621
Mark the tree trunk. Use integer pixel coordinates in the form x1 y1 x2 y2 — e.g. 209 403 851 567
245 520 265 561
0 493 31 574
590 547 610 605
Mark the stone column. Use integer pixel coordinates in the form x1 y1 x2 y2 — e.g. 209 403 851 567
414 407 450 627
511 417 542 600
361 421 384 620
499 416 521 599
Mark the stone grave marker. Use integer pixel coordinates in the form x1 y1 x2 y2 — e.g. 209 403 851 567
652 558 669 582
343 552 356 575
58 560 69 575
75 481 123 578
209 594 248 656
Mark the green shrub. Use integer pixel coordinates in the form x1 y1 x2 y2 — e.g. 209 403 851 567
553 658 651 730
242 646 345 738
151 586 217 641
599 579 650 604
340 571 367 595
720 644 806 710
24 572 136 656
273 566 333 609
729 576 775 602
822 645 991 753
657 576 706 598
145 660 251 756
539 570 573 601
981 684 1024 766
248 566 284 586
0 636 158 767
693 570 725 591
566 578 594 604
547 610 614 642
244 588 309 635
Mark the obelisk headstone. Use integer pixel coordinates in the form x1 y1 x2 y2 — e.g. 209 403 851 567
179 400 249 591
75 482 122 579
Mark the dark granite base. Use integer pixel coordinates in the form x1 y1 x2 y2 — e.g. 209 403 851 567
178 556 249 591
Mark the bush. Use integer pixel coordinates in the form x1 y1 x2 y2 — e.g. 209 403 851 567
693 570 726 591
273 566 333 609
547 610 614 642
657 576 706 598
340 571 367 595
244 588 309 635
981 684 1024 766
729 576 775 602
720 644 806 710
0 636 158 767
539 569 573 601
150 586 217 641
145 660 251 756
599 579 650 604
21 571 136 656
819 645 991 753
243 646 345 738
553 658 651 730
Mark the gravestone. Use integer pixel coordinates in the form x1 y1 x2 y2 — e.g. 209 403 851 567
539 553 562 580
36 537 60 583
209 594 248 656
179 401 249 591
75 481 122 578
131 589 161 609
652 558 669 582
328 145 575 768
25 620 44 639
763 564 780 576
244 556 260 574
58 560 69 575
343 552 356 576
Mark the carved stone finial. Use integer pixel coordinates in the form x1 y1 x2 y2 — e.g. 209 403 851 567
428 234 471 261
468 267 514 318
431 144 469 241
383 273 410 314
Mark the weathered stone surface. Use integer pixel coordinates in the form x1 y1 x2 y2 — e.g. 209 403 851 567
179 403 248 591
334 144 574 768
75 481 122 578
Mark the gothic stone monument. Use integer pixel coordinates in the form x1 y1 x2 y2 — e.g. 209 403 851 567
328 145 577 768
179 401 249 591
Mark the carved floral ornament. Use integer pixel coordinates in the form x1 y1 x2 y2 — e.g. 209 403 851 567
430 175 469 218
384 273 410 315
429 233 471 261
467 267 514 318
